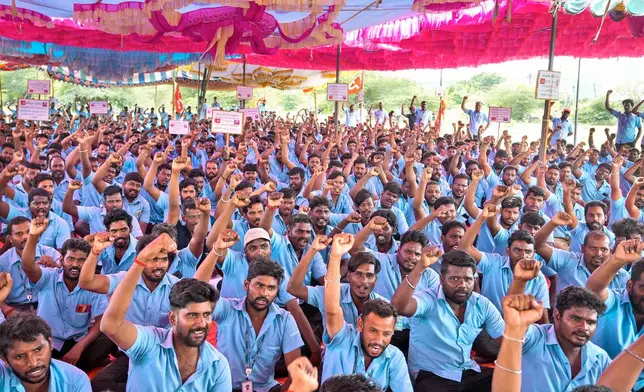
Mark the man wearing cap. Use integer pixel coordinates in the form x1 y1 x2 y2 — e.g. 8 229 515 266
549 105 574 148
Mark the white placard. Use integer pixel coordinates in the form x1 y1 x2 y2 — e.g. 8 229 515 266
236 86 253 100
212 111 243 135
206 106 222 119
89 101 109 114
169 120 190 135
489 107 512 123
535 70 561 100
240 108 260 122
18 99 49 121
327 83 349 101
435 87 444 97
27 80 50 95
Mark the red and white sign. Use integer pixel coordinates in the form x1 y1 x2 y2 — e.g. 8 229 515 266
169 120 190 135
89 101 109 114
240 108 260 121
535 70 561 100
212 111 243 135
27 80 51 95
489 107 512 123
327 83 349 101
236 86 253 100
17 99 49 121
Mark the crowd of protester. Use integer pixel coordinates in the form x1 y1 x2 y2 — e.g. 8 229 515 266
0 91 644 392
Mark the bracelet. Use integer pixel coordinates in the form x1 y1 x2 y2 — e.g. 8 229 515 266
79 149 88 153
324 276 341 287
213 248 225 257
220 195 231 203
502 333 526 343
494 360 522 375
133 257 146 267
625 348 644 364
405 275 416 290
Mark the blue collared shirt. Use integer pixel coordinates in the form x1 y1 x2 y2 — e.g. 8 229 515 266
322 322 413 391
270 232 327 285
465 109 488 137
547 248 628 294
125 325 231 392
3 208 70 249
0 245 61 305
592 288 644 390
328 193 354 214
369 251 440 301
107 272 178 328
98 236 139 275
214 297 303 391
408 288 505 380
271 211 289 236
365 238 400 255
306 283 387 328
521 324 611 392
578 171 611 203
33 268 108 350
0 359 91 392
53 176 72 204
77 206 143 237
610 109 642 144
569 223 615 254
478 253 550 314
124 194 151 224
231 219 251 253
168 247 201 279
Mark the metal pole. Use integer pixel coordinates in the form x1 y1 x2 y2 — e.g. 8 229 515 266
333 44 341 129
539 1 559 161
0 72 4 117
574 58 581 145
172 70 176 119
241 55 247 109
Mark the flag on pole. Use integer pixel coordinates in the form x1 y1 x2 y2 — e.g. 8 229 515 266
348 74 363 95
174 85 183 114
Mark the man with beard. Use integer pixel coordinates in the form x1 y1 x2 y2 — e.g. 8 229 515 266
351 210 399 255
318 171 353 214
142 151 175 224
288 167 309 208
48 155 72 203
347 157 383 199
375 182 409 236
612 166 644 224
510 287 610 391
535 212 628 294
606 90 642 149
94 209 139 274
573 157 612 204
411 166 446 225
459 204 550 321
270 188 298 235
0 314 91 391
327 190 374 235
447 173 472 224
0 216 62 315
410 197 457 245
206 257 302 392
99 234 231 391
308 196 335 264
0 182 70 249
229 194 265 253
20 220 112 370
205 159 218 183
392 250 504 391
549 107 574 148
319 233 413 391
565 200 615 254
586 239 644 390
63 183 144 238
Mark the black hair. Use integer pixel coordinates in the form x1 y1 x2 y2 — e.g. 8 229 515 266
179 178 198 192
320 374 381 392
453 173 470 184
570 386 613 392
441 220 467 236
440 250 477 276
243 163 258 173
279 187 297 199
60 238 91 258
400 230 428 248
158 163 172 172
433 196 456 210
246 257 285 285
362 299 398 320
103 208 132 231
526 186 546 199
347 252 381 275
309 196 331 211
288 167 305 179
242 196 263 215
507 230 535 249
0 314 52 357
23 162 41 170
465 160 479 169
521 212 546 228
611 218 644 239
181 197 198 212
382 182 402 196
630 259 644 283
354 157 368 166
104 185 123 198
289 213 313 227
354 189 374 208
235 181 254 192
585 200 607 217
169 278 219 310
495 150 509 159
151 223 178 242
370 209 397 231
188 169 205 179
6 216 30 235
501 196 523 209
555 286 606 317
28 187 51 204
32 173 54 187
328 171 346 182
502 165 518 175
623 99 635 107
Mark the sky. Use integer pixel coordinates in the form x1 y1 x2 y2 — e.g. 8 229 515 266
386 56 644 100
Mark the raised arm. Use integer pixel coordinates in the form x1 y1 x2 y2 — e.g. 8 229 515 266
349 167 380 200
479 140 492 176
508 259 549 323
458 203 496 263
21 218 49 283
605 90 613 112
534 212 573 261
324 234 355 339
626 178 644 219
101 234 177 350
78 233 113 294
561 180 580 229
412 167 433 221
572 150 588 178
205 192 250 250
194 230 238 282
587 239 644 302
62 180 83 218
596 334 644 392
391 246 441 317
287 236 329 301
167 157 190 226
461 96 468 113
611 156 624 201
92 153 123 194
143 152 165 201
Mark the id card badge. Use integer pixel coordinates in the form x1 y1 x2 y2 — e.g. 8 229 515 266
241 380 253 392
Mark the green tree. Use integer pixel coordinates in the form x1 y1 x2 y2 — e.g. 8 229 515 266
488 83 541 121
577 98 615 125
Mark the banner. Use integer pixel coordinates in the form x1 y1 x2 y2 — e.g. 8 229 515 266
212 111 243 135
169 120 190 135
240 108 260 121
236 86 253 100
27 80 51 95
89 101 108 114
174 85 184 113
18 99 49 121
327 83 349 101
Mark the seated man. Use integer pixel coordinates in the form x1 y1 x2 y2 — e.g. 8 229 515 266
99 234 231 391
0 313 91 391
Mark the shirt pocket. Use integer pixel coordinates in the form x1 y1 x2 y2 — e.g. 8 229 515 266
70 310 91 328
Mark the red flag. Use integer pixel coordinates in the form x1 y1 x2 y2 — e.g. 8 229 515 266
348 74 363 95
174 85 184 114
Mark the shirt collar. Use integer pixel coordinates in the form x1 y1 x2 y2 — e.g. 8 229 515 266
160 327 220 370
56 270 81 293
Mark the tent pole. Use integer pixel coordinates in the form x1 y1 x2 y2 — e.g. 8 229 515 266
154 85 158 108
574 58 581 145
0 72 3 117
333 44 341 130
241 55 247 109
172 70 176 119
539 0 559 161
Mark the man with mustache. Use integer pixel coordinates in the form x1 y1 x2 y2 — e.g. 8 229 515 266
605 90 642 150
19 218 112 370
99 234 231 392
410 196 457 245
0 314 91 391
0 216 61 313
308 196 335 264
354 210 399 255
586 239 644 390
564 198 615 254
573 156 612 204
319 233 413 391
94 209 139 274
535 212 628 294
270 188 298 236
48 155 72 203
507 287 610 391
200 251 303 392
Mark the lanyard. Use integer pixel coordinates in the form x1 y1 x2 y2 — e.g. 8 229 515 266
17 265 33 303
244 321 267 379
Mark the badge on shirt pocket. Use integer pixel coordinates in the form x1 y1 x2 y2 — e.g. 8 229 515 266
75 304 91 313
241 380 253 392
